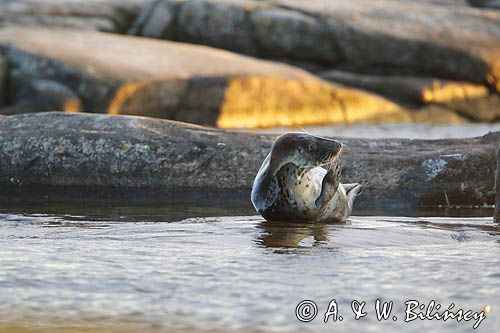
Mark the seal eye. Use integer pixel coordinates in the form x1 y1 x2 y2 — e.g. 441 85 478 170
308 143 317 151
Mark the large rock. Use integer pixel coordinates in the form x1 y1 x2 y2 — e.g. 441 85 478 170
496 145 500 222
271 0 500 89
176 0 262 56
0 27 420 128
128 0 176 38
131 0 341 64
0 54 6 106
399 0 468 5
133 0 500 90
321 70 500 121
0 0 150 33
250 7 338 64
1 79 82 115
469 0 500 9
0 112 497 208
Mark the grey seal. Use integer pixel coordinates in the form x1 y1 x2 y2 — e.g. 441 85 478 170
251 133 362 222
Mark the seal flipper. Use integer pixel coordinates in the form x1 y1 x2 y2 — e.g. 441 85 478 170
345 183 363 209
314 163 341 209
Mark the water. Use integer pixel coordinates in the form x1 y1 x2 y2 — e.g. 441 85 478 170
0 205 498 333
253 123 500 139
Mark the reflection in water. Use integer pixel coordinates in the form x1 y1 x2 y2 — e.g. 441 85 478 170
0 208 499 333
256 220 338 248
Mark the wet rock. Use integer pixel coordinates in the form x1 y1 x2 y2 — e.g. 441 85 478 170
321 70 500 121
0 79 82 115
496 145 500 222
0 112 497 209
0 27 409 128
0 0 148 33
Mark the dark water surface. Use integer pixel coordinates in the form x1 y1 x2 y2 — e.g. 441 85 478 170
0 204 498 332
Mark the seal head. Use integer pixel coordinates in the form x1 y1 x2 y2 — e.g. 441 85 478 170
251 132 361 222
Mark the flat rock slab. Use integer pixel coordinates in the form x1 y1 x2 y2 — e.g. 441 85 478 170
0 27 423 128
0 112 497 209
321 70 500 122
0 54 6 106
0 0 149 33
496 145 500 222
134 0 500 90
272 0 500 89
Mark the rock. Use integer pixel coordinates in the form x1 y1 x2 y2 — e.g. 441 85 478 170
430 93 500 122
0 79 82 115
0 27 412 128
176 0 262 56
405 105 468 124
132 0 341 64
418 79 500 122
469 0 500 9
0 54 6 106
0 0 150 33
496 145 500 222
250 7 338 63
321 70 500 121
399 0 469 5
321 70 465 103
129 0 177 38
271 0 500 89
0 112 497 208
131 0 500 91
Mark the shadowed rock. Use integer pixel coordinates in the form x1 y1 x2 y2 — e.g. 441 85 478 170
496 145 500 222
1 79 82 115
469 0 500 9
0 54 5 106
0 27 422 128
0 112 497 209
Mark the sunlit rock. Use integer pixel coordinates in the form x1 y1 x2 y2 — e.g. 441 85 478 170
322 70 500 122
0 27 412 128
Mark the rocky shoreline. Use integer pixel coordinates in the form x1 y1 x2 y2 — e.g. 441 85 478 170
1 0 500 126
0 112 496 209
496 146 500 221
0 1 498 213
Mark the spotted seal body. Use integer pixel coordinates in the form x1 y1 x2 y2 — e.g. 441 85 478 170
251 133 362 222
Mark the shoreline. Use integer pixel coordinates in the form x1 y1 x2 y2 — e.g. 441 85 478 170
0 112 497 209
